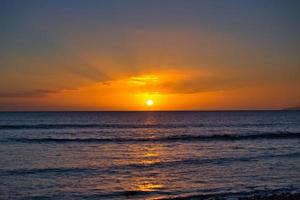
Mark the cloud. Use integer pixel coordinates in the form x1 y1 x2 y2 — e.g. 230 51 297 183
160 76 245 94
125 71 245 95
0 31 112 99
0 89 56 98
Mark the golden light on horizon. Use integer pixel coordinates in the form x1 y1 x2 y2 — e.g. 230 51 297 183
13 70 299 111
146 99 154 106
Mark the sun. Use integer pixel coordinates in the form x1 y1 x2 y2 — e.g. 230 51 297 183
146 99 154 106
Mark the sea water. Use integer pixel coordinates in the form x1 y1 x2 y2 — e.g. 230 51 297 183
0 111 299 199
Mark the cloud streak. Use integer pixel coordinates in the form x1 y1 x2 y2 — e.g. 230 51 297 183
0 90 56 98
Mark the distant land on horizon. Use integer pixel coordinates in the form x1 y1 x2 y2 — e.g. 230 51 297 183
283 106 300 111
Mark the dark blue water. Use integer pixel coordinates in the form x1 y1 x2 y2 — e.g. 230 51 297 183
0 111 299 199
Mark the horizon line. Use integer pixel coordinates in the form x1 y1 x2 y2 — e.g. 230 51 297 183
0 109 299 112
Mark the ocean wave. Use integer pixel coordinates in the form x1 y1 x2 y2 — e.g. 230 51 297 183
0 123 198 130
7 189 300 200
122 152 300 169
156 188 300 200
4 188 299 200
2 152 298 176
15 190 167 200
0 122 294 130
4 132 300 144
0 167 96 176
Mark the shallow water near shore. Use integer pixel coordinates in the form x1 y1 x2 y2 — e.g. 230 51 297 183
0 111 299 199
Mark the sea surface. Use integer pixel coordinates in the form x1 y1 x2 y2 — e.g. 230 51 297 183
0 111 299 199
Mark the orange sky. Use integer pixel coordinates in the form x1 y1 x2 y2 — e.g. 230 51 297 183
1 71 299 111
1 1 299 110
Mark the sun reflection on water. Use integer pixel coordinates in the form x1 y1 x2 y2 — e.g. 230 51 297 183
126 142 166 199
137 180 164 192
123 113 168 199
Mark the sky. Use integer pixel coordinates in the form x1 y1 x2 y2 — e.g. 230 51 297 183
0 0 299 111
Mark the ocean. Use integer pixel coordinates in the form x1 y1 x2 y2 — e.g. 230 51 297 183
0 111 299 199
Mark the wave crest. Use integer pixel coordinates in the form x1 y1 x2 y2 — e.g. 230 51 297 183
4 132 299 144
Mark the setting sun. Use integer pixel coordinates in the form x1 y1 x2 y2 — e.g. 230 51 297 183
146 99 154 106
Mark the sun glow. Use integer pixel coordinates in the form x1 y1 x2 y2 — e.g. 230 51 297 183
146 99 154 106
